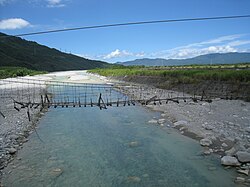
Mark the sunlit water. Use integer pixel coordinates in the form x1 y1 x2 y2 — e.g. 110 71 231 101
2 76 238 187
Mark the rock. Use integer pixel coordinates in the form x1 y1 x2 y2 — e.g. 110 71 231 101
235 177 245 183
208 166 217 171
127 176 141 183
202 102 209 106
245 127 250 133
204 125 213 130
8 148 17 154
157 119 165 124
174 120 188 127
9 134 19 140
128 141 139 148
179 127 186 131
237 169 249 176
200 138 212 147
161 113 167 117
148 119 158 124
50 168 63 177
225 147 237 156
221 156 241 166
142 174 149 178
221 143 228 147
203 150 211 155
236 151 250 163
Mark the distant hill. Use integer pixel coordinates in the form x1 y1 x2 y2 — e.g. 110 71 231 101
0 32 111 72
118 52 250 66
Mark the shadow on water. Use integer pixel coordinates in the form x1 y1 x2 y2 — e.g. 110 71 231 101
2 81 238 187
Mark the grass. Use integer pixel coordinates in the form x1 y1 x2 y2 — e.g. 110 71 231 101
89 64 250 84
0 66 47 79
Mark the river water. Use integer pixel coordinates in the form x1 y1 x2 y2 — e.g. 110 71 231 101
2 74 238 187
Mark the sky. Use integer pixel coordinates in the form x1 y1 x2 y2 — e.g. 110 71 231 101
0 0 250 63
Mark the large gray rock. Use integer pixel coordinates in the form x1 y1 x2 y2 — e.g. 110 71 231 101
200 138 212 147
221 156 241 166
236 151 250 163
7 147 17 154
174 120 188 127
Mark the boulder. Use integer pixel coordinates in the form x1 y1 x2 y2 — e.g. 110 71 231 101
221 156 241 166
200 138 212 147
236 151 250 163
174 120 188 127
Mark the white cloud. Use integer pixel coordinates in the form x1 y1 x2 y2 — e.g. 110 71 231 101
151 34 250 59
103 49 144 60
47 0 65 7
0 18 30 30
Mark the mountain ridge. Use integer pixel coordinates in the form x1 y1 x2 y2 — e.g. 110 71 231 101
118 52 250 66
0 32 111 72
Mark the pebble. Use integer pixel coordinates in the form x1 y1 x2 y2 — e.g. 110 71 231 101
157 119 165 124
221 143 228 147
174 120 188 127
128 141 139 148
127 176 141 183
148 119 158 124
208 166 217 171
235 177 245 183
142 174 149 178
200 138 212 147
8 148 17 154
203 150 211 155
237 169 249 176
50 168 63 177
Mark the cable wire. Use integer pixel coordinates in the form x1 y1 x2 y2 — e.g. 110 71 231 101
1 15 250 38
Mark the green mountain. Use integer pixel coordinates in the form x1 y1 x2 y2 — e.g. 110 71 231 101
0 32 111 72
118 52 250 66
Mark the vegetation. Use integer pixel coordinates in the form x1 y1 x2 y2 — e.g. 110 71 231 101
0 32 112 72
89 64 250 84
0 67 46 79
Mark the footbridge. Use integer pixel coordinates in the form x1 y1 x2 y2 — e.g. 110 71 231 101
0 77 211 120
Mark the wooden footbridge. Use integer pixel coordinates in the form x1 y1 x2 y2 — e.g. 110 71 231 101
0 77 212 120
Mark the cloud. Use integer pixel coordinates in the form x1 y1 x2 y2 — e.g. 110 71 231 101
152 34 250 59
0 18 30 30
47 0 65 8
103 49 144 60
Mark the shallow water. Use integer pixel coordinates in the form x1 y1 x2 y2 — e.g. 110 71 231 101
2 77 238 187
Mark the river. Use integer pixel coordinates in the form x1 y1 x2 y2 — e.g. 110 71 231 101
2 72 237 187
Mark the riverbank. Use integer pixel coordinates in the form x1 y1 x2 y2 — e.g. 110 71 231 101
106 76 250 184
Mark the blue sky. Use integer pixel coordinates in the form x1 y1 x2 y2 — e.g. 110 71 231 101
0 0 250 63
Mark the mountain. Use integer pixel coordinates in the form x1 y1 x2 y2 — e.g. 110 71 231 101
118 52 250 66
0 32 111 72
